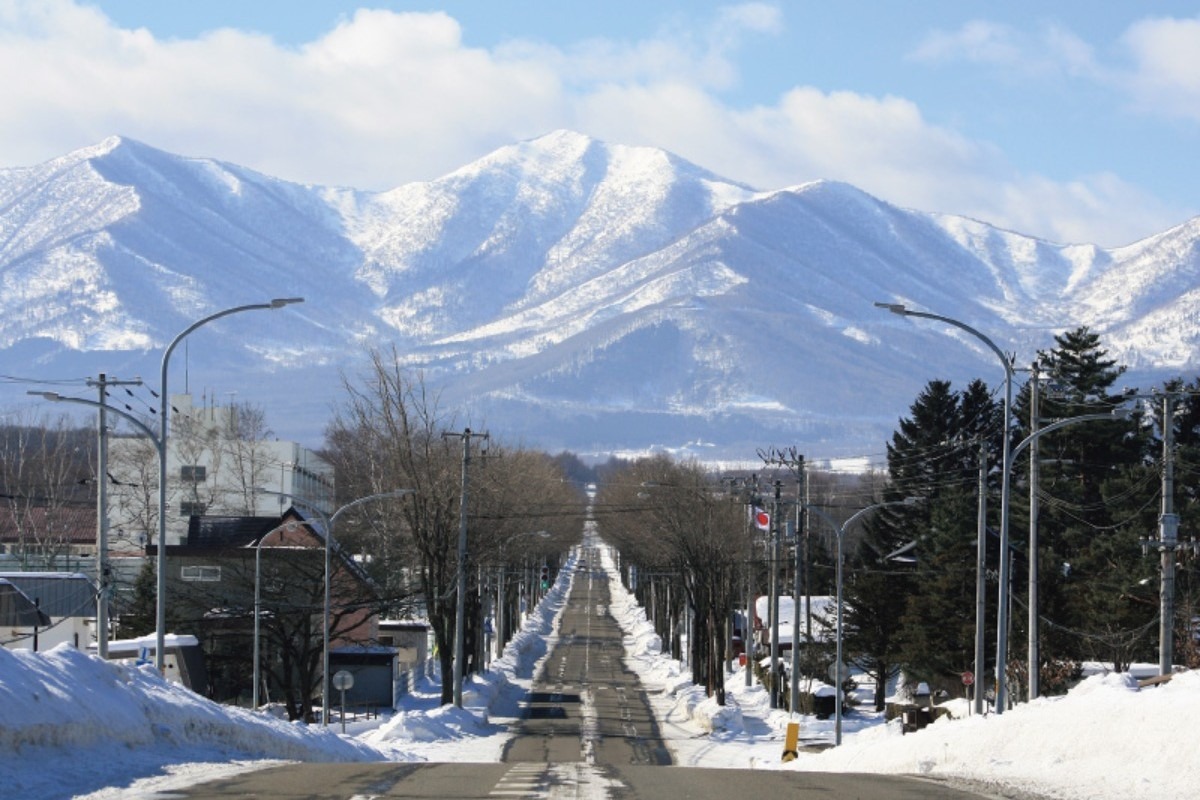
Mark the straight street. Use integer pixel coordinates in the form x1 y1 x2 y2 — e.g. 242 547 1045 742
502 543 672 766
167 544 992 799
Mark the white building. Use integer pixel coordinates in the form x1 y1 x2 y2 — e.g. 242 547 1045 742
107 394 334 548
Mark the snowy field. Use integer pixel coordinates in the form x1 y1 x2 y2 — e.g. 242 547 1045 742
1 532 1197 799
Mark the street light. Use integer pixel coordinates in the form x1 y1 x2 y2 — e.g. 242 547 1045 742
251 520 304 710
26 391 160 661
155 298 304 672
257 487 413 725
876 301 1016 713
1012 407 1129 698
804 497 921 746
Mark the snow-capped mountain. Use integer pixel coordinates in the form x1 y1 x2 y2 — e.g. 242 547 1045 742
3 131 1198 462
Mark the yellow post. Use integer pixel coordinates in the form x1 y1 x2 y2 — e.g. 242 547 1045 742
781 721 800 762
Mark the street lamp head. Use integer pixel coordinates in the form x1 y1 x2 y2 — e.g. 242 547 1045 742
873 301 909 315
269 297 305 309
26 390 62 401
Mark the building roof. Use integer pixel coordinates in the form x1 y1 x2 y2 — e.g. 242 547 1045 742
0 579 53 626
0 505 96 544
0 572 95 618
168 508 378 593
184 515 290 549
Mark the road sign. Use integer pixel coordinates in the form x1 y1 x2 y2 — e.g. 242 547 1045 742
332 670 355 733
961 670 974 686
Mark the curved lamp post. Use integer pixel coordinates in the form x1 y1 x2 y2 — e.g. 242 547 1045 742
155 298 304 671
258 488 413 725
1011 408 1129 699
804 497 921 746
26 391 160 661
251 519 306 709
876 302 1016 713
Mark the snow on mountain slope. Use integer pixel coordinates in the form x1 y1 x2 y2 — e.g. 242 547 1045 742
346 130 757 344
2 131 1199 460
0 136 376 368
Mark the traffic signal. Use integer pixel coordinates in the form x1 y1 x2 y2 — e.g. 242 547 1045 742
539 565 550 590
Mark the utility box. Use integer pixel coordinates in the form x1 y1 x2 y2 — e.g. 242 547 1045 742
902 707 933 734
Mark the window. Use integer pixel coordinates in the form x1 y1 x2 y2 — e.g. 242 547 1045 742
180 465 206 482
180 565 221 582
180 501 207 517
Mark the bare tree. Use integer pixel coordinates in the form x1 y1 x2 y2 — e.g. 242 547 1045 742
108 400 280 538
107 431 161 550
468 444 585 660
219 401 276 516
325 346 586 704
325 347 464 704
0 412 94 568
597 455 748 704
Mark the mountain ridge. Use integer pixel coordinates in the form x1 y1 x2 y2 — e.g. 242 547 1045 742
2 131 1198 462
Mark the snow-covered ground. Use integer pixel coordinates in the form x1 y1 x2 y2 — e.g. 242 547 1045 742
1 534 1197 800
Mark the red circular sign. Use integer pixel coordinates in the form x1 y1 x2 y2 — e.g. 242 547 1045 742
961 670 975 686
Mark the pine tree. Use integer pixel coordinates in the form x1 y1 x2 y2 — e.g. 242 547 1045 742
1170 379 1200 667
120 559 157 637
842 380 994 705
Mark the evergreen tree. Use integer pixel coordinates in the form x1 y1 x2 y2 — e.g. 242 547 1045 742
896 380 1002 686
842 380 993 705
119 559 157 637
887 380 1001 689
1168 379 1200 668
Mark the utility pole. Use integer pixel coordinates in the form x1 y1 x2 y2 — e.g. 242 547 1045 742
974 436 987 715
724 472 764 689
756 446 806 708
790 457 806 715
1157 395 1178 677
744 475 758 688
768 480 782 709
1134 392 1200 676
87 372 143 659
444 427 488 708
1027 361 1041 700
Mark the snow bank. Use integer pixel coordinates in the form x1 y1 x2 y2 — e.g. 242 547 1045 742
798 670 1200 800
0 643 382 798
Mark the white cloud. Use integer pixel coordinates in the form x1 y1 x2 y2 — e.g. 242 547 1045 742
0 1 1186 247
908 19 1098 78
1119 16 1200 120
910 20 1024 66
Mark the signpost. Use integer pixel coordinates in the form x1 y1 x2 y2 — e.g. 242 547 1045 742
962 670 975 714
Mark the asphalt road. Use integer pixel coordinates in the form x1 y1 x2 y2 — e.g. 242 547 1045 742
165 545 991 800
502 545 672 767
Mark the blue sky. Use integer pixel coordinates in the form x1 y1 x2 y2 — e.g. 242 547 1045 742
2 1 1198 246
